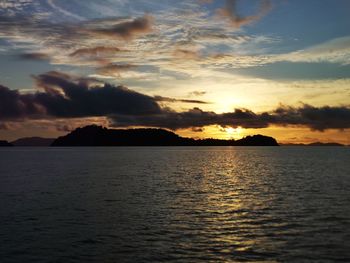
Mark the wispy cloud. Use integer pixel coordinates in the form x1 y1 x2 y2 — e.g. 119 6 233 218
0 1 349 91
46 0 83 21
0 0 33 11
84 15 154 40
0 1 280 80
97 64 138 77
69 46 125 58
154 95 210 105
19 52 50 61
277 36 350 65
216 0 272 28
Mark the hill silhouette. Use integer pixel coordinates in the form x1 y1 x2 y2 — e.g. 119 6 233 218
307 142 344 147
11 137 55 147
282 142 345 147
0 140 13 147
52 125 279 147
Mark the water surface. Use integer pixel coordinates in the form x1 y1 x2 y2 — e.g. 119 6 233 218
1 147 350 262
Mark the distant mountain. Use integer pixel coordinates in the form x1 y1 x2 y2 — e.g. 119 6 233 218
52 125 279 147
11 137 55 147
308 142 344 147
0 140 13 147
282 142 345 147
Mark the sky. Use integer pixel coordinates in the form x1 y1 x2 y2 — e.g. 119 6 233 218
0 0 350 144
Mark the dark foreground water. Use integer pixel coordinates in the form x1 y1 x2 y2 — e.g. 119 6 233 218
1 147 350 262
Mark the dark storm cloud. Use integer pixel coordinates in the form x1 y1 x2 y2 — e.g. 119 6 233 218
110 105 350 131
270 104 350 131
0 84 45 120
0 72 161 120
110 107 270 130
1 73 350 131
32 71 161 117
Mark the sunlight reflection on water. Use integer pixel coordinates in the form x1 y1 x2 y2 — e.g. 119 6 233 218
0 147 350 262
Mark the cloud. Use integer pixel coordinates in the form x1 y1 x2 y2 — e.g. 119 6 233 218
270 104 350 131
69 47 124 58
234 61 350 80
96 64 137 77
0 84 44 120
0 13 154 68
154 96 210 104
191 127 204 132
0 72 161 120
278 36 350 65
111 107 270 130
32 71 161 117
0 2 284 82
1 73 350 132
86 15 154 40
217 0 272 28
19 52 50 61
0 2 278 73
189 91 207 97
173 49 200 59
110 104 350 132
0 122 10 130
0 0 32 10
0 71 210 122
3 0 349 83
0 15 83 50
46 0 84 21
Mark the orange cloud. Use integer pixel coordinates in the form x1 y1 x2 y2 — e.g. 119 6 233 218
87 15 154 40
69 46 125 57
217 0 272 28
173 49 200 59
97 64 137 77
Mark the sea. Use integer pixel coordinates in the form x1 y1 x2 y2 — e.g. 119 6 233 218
0 147 350 262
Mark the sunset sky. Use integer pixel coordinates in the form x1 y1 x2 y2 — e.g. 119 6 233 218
0 0 350 144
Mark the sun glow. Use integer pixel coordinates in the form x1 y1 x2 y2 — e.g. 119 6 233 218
225 126 244 139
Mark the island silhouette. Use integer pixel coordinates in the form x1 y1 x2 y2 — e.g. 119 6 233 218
51 125 279 147
11 137 55 147
2 126 347 147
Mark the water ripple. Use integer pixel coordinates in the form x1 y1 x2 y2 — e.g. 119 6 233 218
0 147 349 262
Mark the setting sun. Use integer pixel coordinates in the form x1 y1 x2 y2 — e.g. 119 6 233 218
225 126 244 139
226 127 243 135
